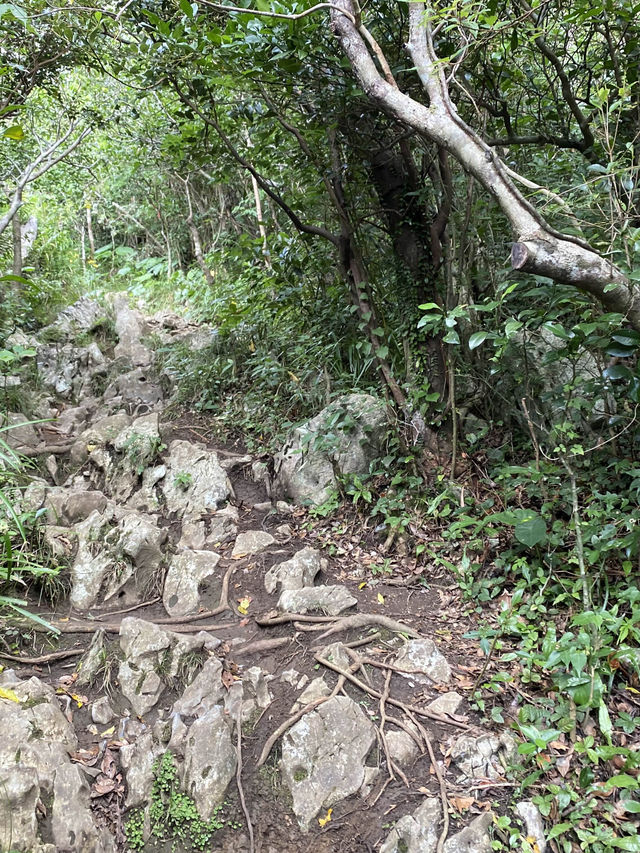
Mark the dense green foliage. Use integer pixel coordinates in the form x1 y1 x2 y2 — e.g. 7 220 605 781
3 0 640 847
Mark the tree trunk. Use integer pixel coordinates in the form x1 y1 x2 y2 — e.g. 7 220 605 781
86 204 95 260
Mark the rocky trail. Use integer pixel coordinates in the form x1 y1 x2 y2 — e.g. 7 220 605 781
0 296 546 853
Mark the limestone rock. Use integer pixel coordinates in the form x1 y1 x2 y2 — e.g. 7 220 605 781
2 412 39 452
162 440 231 518
278 585 357 616
120 730 163 809
443 812 493 853
380 798 441 853
163 549 221 617
394 639 451 685
428 692 464 716
290 676 331 713
450 732 516 781
103 367 163 409
386 729 419 767
264 547 326 594
206 505 239 544
232 529 276 558
113 293 151 366
0 766 40 852
52 763 114 852
182 705 237 820
113 412 161 474
70 412 132 464
274 393 388 505
118 618 209 716
91 696 115 725
515 801 546 853
173 657 225 718
281 695 376 831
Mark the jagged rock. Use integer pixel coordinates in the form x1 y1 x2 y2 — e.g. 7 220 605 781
274 393 388 505
394 639 451 685
180 519 206 549
319 641 351 669
444 812 493 853
231 529 276 558
103 367 163 411
264 547 325 594
291 676 331 712
161 440 231 518
42 524 77 558
70 507 166 610
76 629 108 686
2 412 39 452
37 341 105 399
450 732 516 781
515 801 547 852
281 669 300 686
386 729 419 767
118 618 210 716
219 453 253 472
380 797 441 853
230 666 273 722
44 486 109 524
206 505 239 543
173 657 225 717
52 763 114 852
120 729 163 809
428 692 464 716
113 412 161 475
162 549 221 618
113 293 151 366
127 463 166 512
48 296 105 338
278 585 357 616
182 705 237 820
281 695 376 831
0 766 40 852
91 696 115 725
0 676 111 852
70 412 132 464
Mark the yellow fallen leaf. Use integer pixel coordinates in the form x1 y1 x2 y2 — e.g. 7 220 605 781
0 686 20 703
86 442 97 452
318 808 332 827
377 592 385 605
101 726 116 737
358 582 367 590
288 371 299 382
237 596 251 615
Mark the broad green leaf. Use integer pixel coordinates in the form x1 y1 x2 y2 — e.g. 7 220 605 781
2 124 24 140
514 515 546 548
468 331 489 350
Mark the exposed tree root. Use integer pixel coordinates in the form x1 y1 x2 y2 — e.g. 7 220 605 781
0 648 84 664
314 654 471 730
256 674 346 768
236 707 255 853
256 610 421 639
233 637 290 656
408 712 450 853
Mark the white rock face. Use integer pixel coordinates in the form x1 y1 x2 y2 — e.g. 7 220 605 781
274 393 388 505
182 705 237 820
264 547 326 594
515 801 547 852
281 695 376 831
450 732 517 781
231 529 275 557
380 797 441 853
394 639 452 685
113 293 151 366
161 440 231 518
162 549 221 617
278 585 357 616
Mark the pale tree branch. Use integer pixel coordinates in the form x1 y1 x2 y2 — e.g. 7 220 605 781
0 124 92 237
330 0 640 330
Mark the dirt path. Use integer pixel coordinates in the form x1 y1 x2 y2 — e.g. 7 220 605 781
0 296 538 853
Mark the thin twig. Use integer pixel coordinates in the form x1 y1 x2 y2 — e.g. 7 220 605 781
379 669 396 782
93 597 160 618
408 713 450 853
